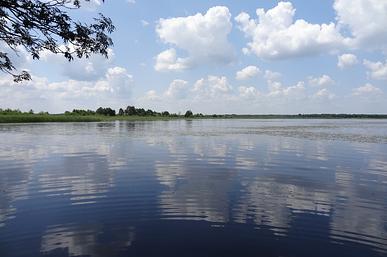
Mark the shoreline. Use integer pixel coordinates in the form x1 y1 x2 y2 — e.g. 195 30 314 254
1 114 387 123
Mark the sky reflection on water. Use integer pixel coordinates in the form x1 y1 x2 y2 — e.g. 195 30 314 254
0 120 386 257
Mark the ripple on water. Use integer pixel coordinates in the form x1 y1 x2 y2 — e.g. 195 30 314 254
0 120 386 257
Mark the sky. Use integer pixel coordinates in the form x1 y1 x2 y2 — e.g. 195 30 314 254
1 0 387 114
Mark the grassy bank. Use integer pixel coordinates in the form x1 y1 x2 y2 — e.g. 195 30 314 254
220 114 387 119
0 114 185 123
1 113 387 123
0 114 104 123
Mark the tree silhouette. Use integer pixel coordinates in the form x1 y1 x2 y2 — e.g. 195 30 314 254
125 106 136 115
96 107 115 116
118 108 124 116
0 0 114 82
184 110 193 118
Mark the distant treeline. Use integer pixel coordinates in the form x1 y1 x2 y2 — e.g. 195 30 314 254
2 107 387 119
65 106 200 118
0 108 48 115
226 114 387 119
297 113 387 119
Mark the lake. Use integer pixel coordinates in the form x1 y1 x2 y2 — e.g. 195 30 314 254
0 119 386 257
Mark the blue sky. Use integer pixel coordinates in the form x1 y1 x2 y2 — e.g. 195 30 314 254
1 0 387 114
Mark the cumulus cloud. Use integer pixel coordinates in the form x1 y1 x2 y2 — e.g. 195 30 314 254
264 70 282 81
38 66 133 99
236 66 260 80
164 79 189 99
136 73 385 113
235 1 387 60
192 76 232 98
139 80 189 102
154 48 188 72
334 0 387 50
0 66 134 112
0 42 31 70
352 83 383 96
263 70 306 99
137 76 236 113
142 90 161 101
103 67 134 95
363 59 387 80
40 46 115 81
238 86 260 99
313 88 335 100
235 1 346 59
308 75 335 87
337 54 358 69
267 80 306 100
76 0 104 11
155 6 234 71
282 82 306 98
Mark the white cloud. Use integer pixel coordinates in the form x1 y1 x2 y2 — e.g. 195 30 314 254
135 74 386 114
235 1 346 59
282 82 306 98
0 43 31 70
334 0 387 50
267 80 282 93
127 0 136 4
79 0 102 10
267 80 306 99
139 80 189 102
40 46 115 81
155 6 234 70
0 66 134 112
141 20 149 27
352 83 383 96
154 48 188 72
337 54 358 69
164 79 189 99
192 76 232 98
263 70 307 100
308 75 335 87
233 1 387 61
42 66 133 99
313 88 335 100
104 67 134 95
236 66 260 80
238 86 260 99
264 70 282 81
142 90 161 101
363 59 387 80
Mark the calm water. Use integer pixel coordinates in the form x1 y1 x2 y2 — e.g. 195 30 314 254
0 119 387 257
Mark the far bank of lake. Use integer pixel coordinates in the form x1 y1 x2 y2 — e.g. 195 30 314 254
1 113 387 123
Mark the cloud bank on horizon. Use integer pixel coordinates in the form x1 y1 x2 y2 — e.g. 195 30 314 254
1 0 386 114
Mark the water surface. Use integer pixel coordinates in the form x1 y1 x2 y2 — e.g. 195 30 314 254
0 119 387 257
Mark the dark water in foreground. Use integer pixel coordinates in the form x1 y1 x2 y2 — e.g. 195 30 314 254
0 119 387 257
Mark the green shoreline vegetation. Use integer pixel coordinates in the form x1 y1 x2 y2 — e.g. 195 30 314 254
1 106 387 123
